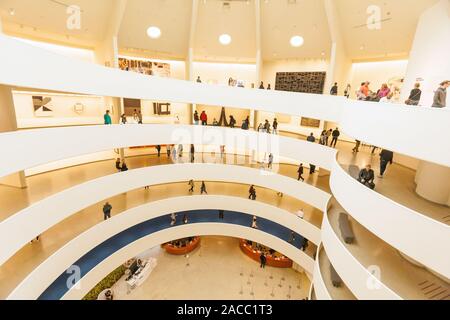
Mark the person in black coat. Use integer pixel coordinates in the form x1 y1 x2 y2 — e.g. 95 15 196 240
121 162 128 172
190 144 195 163
103 202 112 220
330 82 338 95
379 149 394 178
200 181 208 194
115 158 121 172
156 145 161 157
259 253 267 268
330 128 340 148
248 185 256 199
306 133 315 143
297 164 304 181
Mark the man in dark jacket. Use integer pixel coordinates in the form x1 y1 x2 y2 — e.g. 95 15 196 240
103 202 112 220
330 128 340 148
259 253 267 268
297 164 304 182
358 164 375 186
272 118 278 134
330 82 338 95
156 145 161 157
379 149 394 178
307 133 315 143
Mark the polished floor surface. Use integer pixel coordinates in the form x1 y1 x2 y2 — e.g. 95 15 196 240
111 236 310 300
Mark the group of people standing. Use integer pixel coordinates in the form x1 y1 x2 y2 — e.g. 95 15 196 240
317 128 340 148
257 118 278 134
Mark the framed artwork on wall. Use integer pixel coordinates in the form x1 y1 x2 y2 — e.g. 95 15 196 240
153 102 171 115
32 96 53 117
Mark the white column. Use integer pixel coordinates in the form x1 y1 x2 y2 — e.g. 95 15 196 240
401 0 450 107
0 85 27 188
186 0 199 125
415 161 450 206
323 0 352 132
186 48 195 125
253 0 262 129
95 0 127 160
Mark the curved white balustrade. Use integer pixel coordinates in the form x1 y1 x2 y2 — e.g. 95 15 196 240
1 35 449 167
8 195 317 299
0 164 330 267
321 209 402 300
0 124 336 180
312 247 332 300
61 223 314 300
329 158 450 279
0 35 342 123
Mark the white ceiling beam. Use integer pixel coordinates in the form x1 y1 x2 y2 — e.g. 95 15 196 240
105 0 128 39
323 0 351 93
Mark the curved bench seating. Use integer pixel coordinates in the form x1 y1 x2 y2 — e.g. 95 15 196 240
8 203 315 299
163 237 201 255
0 164 328 267
239 239 293 268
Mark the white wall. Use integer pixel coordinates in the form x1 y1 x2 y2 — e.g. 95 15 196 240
13 91 106 128
401 0 450 107
13 37 95 63
193 61 257 87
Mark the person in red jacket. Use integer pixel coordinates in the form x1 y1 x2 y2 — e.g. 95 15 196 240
200 111 208 125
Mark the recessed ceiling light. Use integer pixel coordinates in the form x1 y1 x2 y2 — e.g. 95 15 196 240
290 35 304 47
146 26 161 39
219 34 232 45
